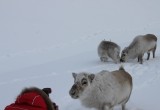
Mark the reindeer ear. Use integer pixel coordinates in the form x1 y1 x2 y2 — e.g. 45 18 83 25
88 74 95 83
72 73 77 79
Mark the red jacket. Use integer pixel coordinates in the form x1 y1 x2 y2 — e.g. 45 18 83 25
5 87 55 110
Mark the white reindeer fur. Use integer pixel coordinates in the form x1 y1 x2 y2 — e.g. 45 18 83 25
121 34 157 64
125 36 155 58
70 67 132 110
98 40 120 63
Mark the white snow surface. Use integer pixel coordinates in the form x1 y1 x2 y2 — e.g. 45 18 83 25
0 0 160 110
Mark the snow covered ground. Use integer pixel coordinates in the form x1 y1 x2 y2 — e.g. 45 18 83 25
0 0 160 110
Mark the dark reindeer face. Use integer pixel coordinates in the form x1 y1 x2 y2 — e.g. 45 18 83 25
120 48 129 62
69 72 95 99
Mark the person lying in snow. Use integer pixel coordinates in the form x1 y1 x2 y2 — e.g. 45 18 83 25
4 87 58 110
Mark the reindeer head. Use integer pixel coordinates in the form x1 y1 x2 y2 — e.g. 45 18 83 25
120 47 129 62
69 72 95 99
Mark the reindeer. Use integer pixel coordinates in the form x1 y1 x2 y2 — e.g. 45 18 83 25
69 66 132 110
120 34 157 64
98 40 121 63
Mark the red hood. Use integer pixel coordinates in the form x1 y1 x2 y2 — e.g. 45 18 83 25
15 92 47 109
5 87 55 110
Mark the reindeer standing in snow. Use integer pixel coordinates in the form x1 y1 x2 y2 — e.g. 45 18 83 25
120 34 157 64
69 66 132 110
98 40 121 63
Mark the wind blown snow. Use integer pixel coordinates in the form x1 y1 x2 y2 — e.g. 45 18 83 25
0 0 160 110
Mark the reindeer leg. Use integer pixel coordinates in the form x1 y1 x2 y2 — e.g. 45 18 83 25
100 56 108 62
122 104 126 110
100 57 103 62
102 105 109 110
153 51 155 58
139 54 144 64
147 52 150 60
112 54 120 64
137 56 140 62
103 106 113 110
152 44 157 58
102 103 113 110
